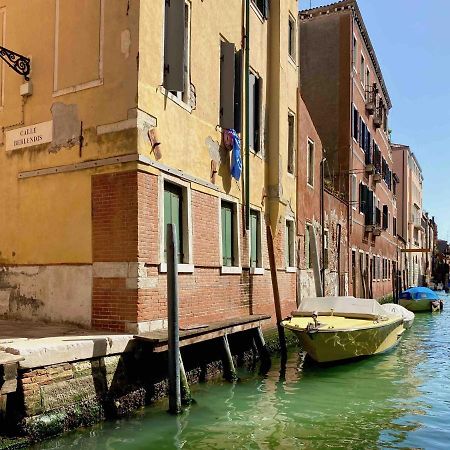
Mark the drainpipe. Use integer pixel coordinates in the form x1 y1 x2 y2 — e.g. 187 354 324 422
244 0 250 230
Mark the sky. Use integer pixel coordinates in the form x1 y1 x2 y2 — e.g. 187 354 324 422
299 0 450 241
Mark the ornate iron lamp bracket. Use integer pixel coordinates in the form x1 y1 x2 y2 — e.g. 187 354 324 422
0 46 31 80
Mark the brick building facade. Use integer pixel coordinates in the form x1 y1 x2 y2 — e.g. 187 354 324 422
299 0 397 301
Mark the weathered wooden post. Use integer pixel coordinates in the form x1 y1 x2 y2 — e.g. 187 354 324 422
266 225 287 357
167 224 181 415
179 351 192 405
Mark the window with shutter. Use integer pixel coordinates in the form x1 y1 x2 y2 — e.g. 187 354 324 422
307 139 315 186
359 183 364 213
250 210 261 268
219 42 236 129
286 220 295 268
221 201 234 267
234 50 242 132
287 113 295 174
288 15 296 60
164 182 184 263
382 205 388 230
352 106 359 141
251 0 269 19
249 73 261 152
163 0 189 94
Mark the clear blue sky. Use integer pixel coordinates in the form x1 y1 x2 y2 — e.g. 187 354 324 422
299 0 450 241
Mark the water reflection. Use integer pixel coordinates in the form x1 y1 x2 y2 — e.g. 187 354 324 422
34 296 450 450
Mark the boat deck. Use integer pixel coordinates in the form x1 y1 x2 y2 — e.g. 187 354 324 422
284 315 400 332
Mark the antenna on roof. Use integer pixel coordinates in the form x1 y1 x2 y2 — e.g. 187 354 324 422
310 0 312 7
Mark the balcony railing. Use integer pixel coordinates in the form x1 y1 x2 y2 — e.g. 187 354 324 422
365 84 376 115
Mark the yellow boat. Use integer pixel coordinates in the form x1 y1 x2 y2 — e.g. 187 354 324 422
281 297 405 363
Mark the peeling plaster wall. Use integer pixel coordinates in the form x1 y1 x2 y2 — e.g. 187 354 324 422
0 265 92 326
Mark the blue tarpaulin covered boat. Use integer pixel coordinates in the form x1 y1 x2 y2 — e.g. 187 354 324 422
399 287 443 312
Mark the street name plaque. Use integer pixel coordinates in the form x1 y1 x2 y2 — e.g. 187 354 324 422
6 121 53 151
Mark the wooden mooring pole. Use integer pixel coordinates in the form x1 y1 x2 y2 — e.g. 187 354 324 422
266 225 287 357
167 224 181 415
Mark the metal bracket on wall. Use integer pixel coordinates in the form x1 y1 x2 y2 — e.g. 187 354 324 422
0 46 31 80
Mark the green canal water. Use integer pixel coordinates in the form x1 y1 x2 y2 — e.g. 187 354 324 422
34 296 450 450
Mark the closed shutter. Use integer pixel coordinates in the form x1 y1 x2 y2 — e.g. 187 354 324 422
164 183 183 263
359 183 364 213
254 77 261 152
221 202 234 266
220 41 236 129
249 74 256 150
234 50 242 132
163 0 186 92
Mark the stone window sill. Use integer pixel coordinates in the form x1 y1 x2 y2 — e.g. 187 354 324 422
250 267 265 275
221 266 242 275
159 263 194 274
286 267 297 273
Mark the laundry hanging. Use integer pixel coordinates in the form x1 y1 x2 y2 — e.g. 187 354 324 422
226 129 242 181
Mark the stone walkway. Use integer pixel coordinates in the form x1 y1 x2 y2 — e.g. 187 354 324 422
0 319 135 369
0 318 107 341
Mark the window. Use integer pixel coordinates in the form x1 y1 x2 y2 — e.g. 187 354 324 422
366 68 370 90
352 35 357 67
393 217 397 236
250 210 261 269
220 41 239 130
164 182 184 263
54 0 104 95
323 230 329 269
249 73 261 152
288 113 295 174
352 105 359 141
382 205 388 230
307 139 314 187
305 224 313 269
286 220 295 268
164 0 191 104
288 15 296 60
251 0 269 19
221 201 236 267
360 54 365 84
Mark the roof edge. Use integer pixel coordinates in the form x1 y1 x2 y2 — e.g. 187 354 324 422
299 0 392 109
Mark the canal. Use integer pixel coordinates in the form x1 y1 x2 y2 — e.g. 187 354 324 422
34 297 450 450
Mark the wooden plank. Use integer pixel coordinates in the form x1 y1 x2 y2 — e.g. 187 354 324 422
136 317 270 353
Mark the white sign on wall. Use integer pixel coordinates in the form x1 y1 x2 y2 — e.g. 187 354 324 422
6 121 53 151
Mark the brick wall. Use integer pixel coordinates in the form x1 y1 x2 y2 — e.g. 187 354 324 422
91 169 296 332
92 171 138 262
92 171 139 330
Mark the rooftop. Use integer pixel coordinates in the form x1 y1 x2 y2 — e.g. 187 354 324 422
299 0 392 109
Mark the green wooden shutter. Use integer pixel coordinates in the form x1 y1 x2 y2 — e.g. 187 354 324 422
221 202 233 266
250 211 259 268
164 183 183 263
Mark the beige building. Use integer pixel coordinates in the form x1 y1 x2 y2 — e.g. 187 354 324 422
0 0 299 330
392 143 425 287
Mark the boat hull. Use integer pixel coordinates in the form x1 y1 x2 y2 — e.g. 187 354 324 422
283 318 404 363
399 299 440 312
